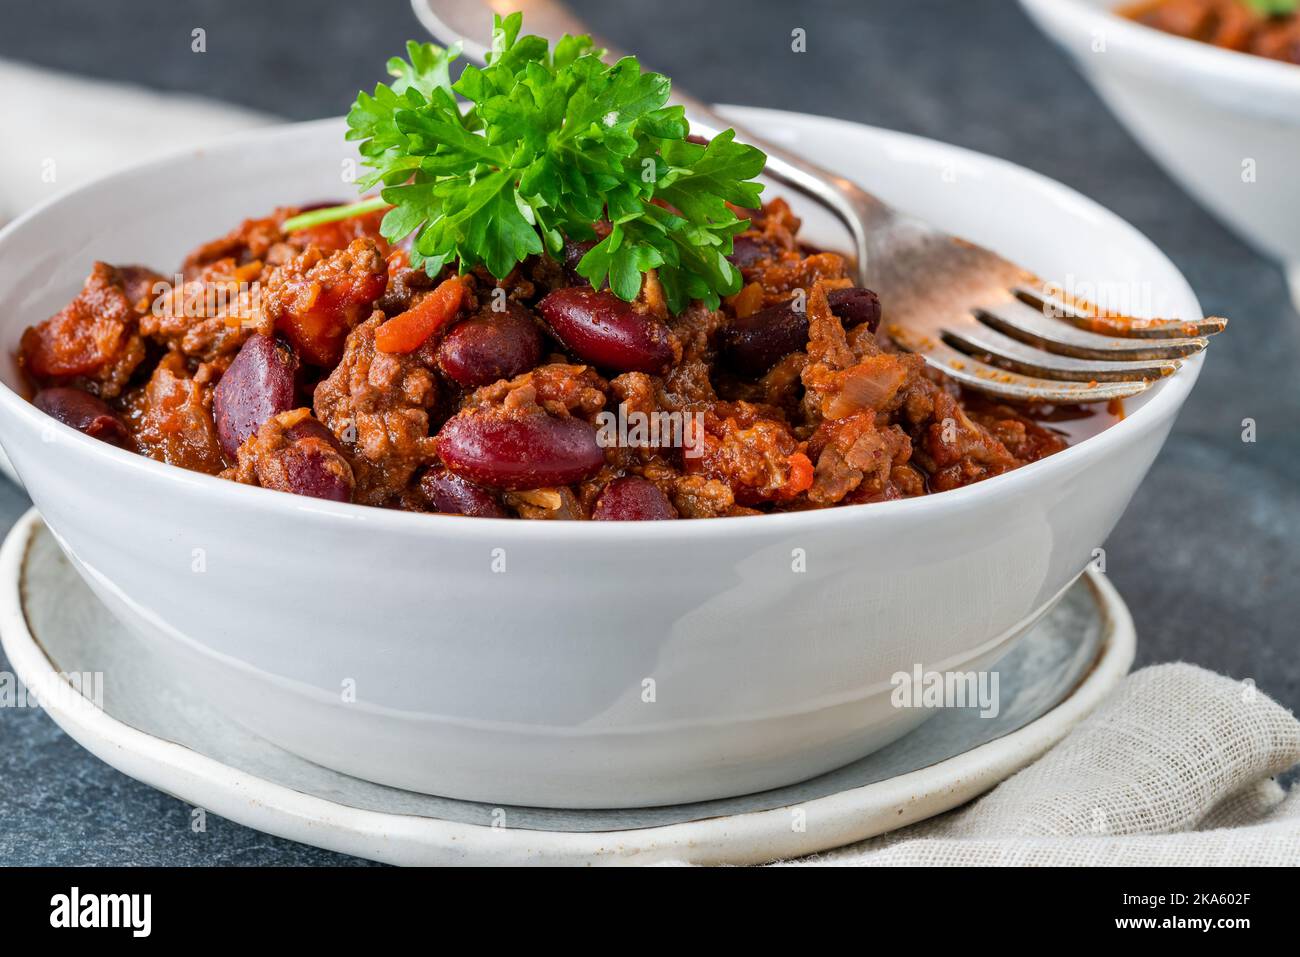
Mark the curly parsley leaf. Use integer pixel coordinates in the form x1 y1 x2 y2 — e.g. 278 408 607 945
307 12 766 313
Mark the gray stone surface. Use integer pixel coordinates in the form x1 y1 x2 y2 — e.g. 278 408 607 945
0 0 1295 865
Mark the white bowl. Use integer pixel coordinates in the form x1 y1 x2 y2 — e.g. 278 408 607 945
1020 0 1300 308
0 110 1202 808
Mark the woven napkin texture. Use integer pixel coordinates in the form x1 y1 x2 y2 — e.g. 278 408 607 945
777 664 1300 866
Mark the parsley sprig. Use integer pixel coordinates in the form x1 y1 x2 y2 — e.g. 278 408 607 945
284 13 766 313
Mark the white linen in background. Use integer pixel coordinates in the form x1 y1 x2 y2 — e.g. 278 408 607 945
0 58 269 222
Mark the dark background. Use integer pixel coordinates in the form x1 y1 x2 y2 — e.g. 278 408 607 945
0 0 1296 865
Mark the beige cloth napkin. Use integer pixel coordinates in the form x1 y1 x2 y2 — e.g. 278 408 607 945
774 664 1300 866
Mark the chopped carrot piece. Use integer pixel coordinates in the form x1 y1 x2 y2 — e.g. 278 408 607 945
375 276 465 354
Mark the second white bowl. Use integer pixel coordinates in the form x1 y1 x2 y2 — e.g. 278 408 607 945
1021 0 1300 308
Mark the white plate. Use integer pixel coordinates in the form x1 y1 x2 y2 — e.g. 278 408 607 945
1 510 1135 865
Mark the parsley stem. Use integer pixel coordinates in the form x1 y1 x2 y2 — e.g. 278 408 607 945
282 196 389 233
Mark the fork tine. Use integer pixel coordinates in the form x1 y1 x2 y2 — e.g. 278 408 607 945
941 323 1181 383
890 338 1156 403
1015 286 1228 340
976 299 1208 360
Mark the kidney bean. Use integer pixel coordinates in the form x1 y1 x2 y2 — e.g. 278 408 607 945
437 412 605 490
720 300 808 377
269 443 353 502
282 415 345 453
592 477 678 521
213 334 298 459
828 287 882 333
418 466 507 518
33 387 133 450
562 238 596 275
562 236 617 289
436 305 544 389
252 414 352 502
727 235 778 269
721 287 885 377
118 265 166 308
538 287 674 374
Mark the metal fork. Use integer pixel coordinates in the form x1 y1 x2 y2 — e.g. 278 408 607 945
413 0 1226 403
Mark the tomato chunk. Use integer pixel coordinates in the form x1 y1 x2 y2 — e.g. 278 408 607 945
267 240 387 367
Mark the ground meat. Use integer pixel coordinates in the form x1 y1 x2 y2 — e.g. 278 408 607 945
180 205 389 281
684 401 809 506
523 250 572 300
503 486 585 520
291 208 389 259
639 457 739 519
19 262 160 399
139 257 271 364
800 283 921 424
375 251 437 316
312 312 439 506
259 239 388 368
750 253 852 302
1250 16 1300 63
669 301 726 363
805 413 914 506
122 351 226 473
667 474 739 518
844 460 928 505
465 363 608 422
900 375 1025 492
965 399 1069 465
731 198 800 275
607 372 659 421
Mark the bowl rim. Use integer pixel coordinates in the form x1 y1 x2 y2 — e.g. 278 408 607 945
1020 0 1300 105
0 109 1204 542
